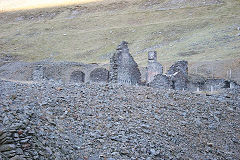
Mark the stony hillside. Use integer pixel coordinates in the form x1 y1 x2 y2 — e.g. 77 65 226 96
0 79 240 159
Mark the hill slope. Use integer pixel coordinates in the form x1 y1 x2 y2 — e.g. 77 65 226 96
0 0 240 81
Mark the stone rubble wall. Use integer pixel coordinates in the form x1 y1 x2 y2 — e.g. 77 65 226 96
149 74 172 89
167 60 188 76
187 77 240 92
167 60 189 90
70 70 85 83
0 106 41 160
109 41 141 85
146 62 163 84
90 68 109 83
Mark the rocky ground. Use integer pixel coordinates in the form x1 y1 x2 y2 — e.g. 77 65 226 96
0 79 240 160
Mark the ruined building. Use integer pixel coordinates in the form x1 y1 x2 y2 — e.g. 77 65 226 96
149 60 189 90
146 51 163 84
109 41 141 85
167 60 188 90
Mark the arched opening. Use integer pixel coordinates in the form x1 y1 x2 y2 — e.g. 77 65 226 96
70 70 85 83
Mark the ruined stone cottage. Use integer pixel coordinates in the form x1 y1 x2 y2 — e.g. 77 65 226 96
167 60 188 90
109 41 141 85
149 60 189 90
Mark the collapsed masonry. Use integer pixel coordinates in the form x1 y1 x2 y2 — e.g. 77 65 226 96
167 60 188 90
148 59 188 90
109 41 141 85
148 55 239 91
149 74 171 89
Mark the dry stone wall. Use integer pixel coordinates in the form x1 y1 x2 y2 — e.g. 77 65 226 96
167 60 188 90
70 70 85 83
90 68 109 83
149 74 172 89
109 41 141 85
0 109 39 160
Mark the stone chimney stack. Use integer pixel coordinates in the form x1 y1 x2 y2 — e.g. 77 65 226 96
148 51 157 62
146 51 163 84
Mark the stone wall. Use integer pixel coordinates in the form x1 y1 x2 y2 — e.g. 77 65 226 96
32 65 45 82
167 60 188 76
204 79 230 91
167 60 188 90
0 107 40 160
109 41 141 85
70 70 85 83
187 74 206 91
149 74 172 89
170 71 188 90
187 76 240 92
90 68 109 83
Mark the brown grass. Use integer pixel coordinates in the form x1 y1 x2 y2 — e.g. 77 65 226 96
0 0 240 81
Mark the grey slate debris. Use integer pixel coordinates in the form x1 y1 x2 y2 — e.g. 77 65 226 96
0 79 240 160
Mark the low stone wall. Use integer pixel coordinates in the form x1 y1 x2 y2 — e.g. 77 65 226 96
90 68 109 83
149 74 172 89
70 70 85 83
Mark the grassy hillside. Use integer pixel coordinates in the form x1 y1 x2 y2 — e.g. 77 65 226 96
0 0 240 81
